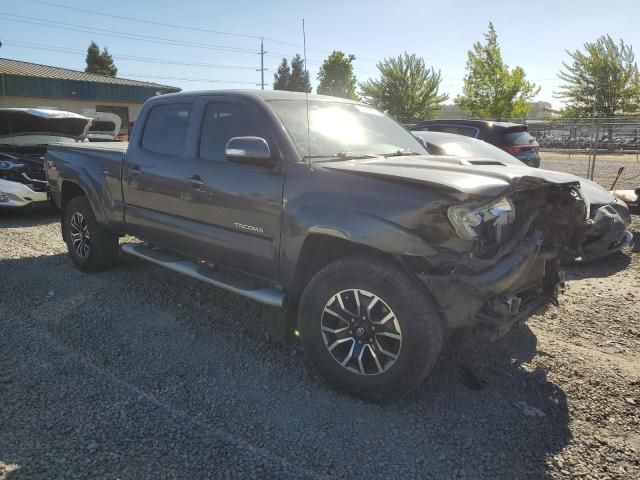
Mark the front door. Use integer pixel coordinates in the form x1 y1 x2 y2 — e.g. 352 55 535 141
184 99 285 280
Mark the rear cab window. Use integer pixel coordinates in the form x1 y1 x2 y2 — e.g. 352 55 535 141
141 103 193 156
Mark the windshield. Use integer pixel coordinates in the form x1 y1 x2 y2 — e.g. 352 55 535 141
269 100 429 159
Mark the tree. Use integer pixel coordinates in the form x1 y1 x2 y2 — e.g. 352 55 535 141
85 41 102 74
272 54 311 92
557 35 640 118
289 54 312 93
359 52 448 123
317 51 358 99
273 58 291 90
456 23 539 120
85 41 117 77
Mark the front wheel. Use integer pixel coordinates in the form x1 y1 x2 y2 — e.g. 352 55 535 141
62 196 119 272
298 255 443 399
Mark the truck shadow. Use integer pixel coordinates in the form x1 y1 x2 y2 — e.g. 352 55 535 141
0 208 58 228
2 252 570 480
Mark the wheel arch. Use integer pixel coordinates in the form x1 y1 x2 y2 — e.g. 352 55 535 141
280 206 440 336
59 178 110 227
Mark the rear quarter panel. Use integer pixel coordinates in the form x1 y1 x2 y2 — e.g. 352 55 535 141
46 143 127 230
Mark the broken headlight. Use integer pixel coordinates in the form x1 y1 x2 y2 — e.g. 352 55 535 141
448 197 515 241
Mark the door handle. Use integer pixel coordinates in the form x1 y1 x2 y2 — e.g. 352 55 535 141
185 175 204 187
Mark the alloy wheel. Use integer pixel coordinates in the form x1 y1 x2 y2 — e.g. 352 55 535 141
69 211 90 258
321 289 402 375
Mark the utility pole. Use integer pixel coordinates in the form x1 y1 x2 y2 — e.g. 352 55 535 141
256 37 267 90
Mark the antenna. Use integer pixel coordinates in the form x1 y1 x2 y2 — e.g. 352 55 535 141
303 18 311 169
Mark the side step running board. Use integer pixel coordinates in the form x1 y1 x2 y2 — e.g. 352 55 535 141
121 243 285 308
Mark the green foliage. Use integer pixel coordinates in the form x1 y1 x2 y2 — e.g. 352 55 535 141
359 52 448 123
273 58 291 90
85 41 117 77
456 23 539 120
557 35 640 118
317 51 358 99
272 54 311 93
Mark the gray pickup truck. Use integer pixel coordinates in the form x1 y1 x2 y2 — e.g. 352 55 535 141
46 90 587 398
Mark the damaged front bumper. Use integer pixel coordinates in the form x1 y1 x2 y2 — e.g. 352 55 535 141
418 230 563 339
408 181 588 341
0 178 48 208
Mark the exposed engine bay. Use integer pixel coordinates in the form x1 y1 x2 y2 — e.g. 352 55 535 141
0 147 48 193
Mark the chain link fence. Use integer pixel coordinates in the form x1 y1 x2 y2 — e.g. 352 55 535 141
517 117 640 183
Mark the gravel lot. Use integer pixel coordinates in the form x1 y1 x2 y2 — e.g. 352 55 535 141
1 157 639 479
541 151 640 190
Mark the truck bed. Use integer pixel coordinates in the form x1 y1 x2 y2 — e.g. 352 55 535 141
53 141 129 153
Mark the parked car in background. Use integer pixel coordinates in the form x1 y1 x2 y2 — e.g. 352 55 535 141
409 119 541 167
0 108 92 209
413 130 633 262
46 90 590 398
86 112 122 142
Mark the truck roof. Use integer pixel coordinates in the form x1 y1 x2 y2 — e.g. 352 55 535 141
151 89 359 104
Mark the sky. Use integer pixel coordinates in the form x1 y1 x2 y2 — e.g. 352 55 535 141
1 0 639 109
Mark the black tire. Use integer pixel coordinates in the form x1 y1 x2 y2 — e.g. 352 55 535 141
298 255 444 400
62 196 119 272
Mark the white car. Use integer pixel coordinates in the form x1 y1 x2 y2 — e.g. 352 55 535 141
0 108 92 208
85 112 122 142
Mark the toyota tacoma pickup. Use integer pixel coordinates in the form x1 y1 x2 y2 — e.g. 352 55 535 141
46 90 588 398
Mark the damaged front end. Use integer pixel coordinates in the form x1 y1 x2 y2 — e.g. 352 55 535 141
409 179 588 340
0 150 49 208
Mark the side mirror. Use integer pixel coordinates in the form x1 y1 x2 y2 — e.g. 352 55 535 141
225 137 272 165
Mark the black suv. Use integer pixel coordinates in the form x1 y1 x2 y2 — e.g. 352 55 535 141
409 119 540 167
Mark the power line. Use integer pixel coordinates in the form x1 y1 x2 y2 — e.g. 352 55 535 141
2 39 274 70
19 0 382 62
0 12 260 54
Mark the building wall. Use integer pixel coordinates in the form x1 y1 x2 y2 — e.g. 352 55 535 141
0 75 176 103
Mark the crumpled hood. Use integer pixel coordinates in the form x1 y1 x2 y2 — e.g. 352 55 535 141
321 155 585 197
529 169 614 206
0 108 92 141
401 154 614 204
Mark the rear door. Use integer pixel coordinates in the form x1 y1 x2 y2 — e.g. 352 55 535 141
122 101 199 252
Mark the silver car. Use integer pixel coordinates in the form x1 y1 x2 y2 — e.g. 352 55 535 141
413 130 633 262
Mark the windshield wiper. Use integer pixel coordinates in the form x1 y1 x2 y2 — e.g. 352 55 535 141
381 149 422 158
304 152 378 162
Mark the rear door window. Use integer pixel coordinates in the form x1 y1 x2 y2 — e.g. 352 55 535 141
141 103 193 156
199 103 269 162
504 130 536 145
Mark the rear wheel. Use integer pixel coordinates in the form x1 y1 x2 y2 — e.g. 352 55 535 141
62 196 119 272
299 255 443 399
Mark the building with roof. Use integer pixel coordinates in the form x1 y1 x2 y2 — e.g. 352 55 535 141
0 57 180 132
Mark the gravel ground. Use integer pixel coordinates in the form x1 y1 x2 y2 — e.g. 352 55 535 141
541 151 640 190
1 158 639 479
